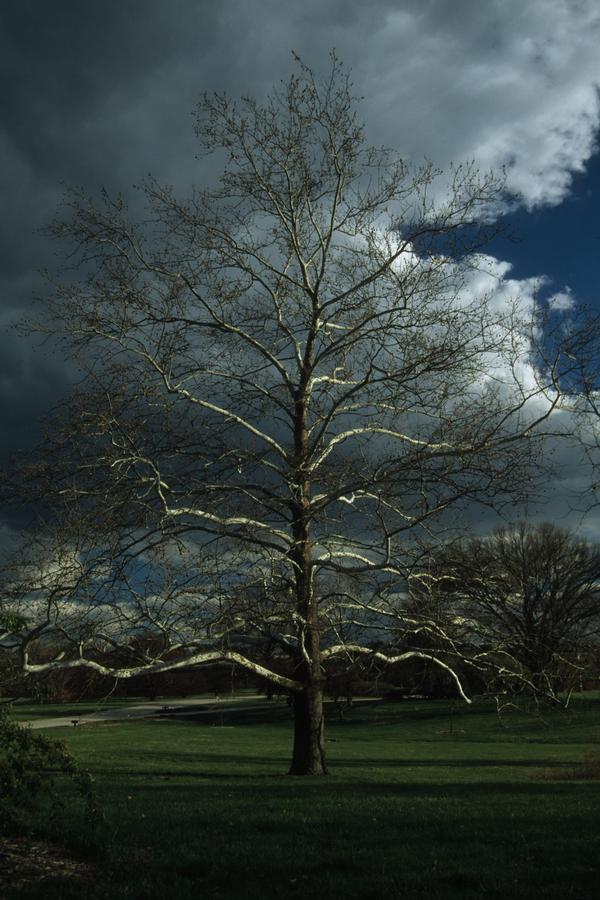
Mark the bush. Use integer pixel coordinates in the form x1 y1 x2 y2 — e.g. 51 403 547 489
0 706 100 836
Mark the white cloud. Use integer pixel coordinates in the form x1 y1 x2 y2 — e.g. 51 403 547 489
349 0 600 208
548 287 576 311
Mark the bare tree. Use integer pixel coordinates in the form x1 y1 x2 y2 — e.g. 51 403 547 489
4 56 576 774
425 521 600 703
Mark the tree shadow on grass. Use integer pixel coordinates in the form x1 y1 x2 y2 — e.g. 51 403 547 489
138 748 579 766
97 769 600 800
166 708 293 726
88 772 600 900
90 748 584 778
329 756 578 768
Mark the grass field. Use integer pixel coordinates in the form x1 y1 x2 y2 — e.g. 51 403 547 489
6 695 600 899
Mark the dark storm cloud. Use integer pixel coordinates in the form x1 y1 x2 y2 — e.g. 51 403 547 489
2 2 219 177
0 1 219 460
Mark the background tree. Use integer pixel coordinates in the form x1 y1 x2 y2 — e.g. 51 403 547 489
3 56 577 774
426 521 600 702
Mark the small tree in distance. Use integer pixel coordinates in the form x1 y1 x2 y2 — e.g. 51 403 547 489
427 522 600 703
3 55 579 774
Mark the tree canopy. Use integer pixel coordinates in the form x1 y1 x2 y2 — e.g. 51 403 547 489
426 521 600 703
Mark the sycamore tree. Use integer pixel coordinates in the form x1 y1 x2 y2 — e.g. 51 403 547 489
2 56 577 774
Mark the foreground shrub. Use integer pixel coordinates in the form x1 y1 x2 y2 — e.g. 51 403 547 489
0 706 100 836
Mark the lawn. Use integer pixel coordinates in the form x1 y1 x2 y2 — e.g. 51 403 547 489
5 695 600 899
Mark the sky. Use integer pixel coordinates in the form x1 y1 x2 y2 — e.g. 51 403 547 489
1 0 600 537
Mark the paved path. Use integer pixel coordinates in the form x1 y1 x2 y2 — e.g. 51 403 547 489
21 694 272 729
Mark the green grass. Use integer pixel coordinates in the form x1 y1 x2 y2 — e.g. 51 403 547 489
8 695 600 899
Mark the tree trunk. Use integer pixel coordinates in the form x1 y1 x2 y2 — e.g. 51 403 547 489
288 361 326 775
288 679 328 775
